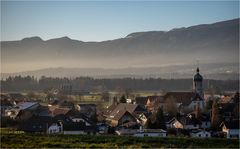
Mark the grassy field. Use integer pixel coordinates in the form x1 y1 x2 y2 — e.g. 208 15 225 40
1 132 239 148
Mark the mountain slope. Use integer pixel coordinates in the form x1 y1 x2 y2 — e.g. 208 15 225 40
1 18 239 73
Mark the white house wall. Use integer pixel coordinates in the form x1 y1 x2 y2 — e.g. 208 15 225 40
48 124 62 134
190 131 211 138
134 132 166 137
227 129 239 139
63 131 86 135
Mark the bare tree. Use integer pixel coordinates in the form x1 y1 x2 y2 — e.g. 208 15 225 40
211 100 219 129
195 104 201 119
165 95 178 115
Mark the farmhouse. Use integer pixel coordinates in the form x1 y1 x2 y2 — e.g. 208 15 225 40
169 114 202 130
220 120 239 139
106 110 137 127
105 103 147 127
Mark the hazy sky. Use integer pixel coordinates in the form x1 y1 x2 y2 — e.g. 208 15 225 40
1 1 239 41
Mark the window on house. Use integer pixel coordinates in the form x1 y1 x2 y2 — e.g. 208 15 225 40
198 134 201 137
206 134 208 137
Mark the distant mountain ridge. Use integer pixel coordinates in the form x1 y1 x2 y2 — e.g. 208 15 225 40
1 62 239 80
1 18 239 74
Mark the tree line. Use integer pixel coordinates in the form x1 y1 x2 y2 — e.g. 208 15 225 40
1 75 239 92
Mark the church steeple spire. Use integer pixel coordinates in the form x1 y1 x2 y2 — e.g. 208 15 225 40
196 67 199 73
194 67 203 98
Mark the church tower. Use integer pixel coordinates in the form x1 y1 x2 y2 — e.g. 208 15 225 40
193 67 203 98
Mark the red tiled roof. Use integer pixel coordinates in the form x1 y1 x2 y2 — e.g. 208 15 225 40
49 106 71 116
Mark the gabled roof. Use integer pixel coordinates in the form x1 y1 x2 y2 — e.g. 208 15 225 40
175 115 202 125
35 105 51 117
110 103 145 116
16 102 39 110
105 103 118 115
49 106 71 116
147 96 162 103
163 92 196 106
111 110 135 121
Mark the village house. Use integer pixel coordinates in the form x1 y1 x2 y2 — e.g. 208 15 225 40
169 114 202 130
134 96 163 113
76 103 96 118
106 110 137 127
6 102 40 121
105 103 147 127
19 115 62 134
220 119 239 139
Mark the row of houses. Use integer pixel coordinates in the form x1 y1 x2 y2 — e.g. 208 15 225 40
1 94 239 139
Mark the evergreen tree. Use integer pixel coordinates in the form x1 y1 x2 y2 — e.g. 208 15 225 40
154 107 166 129
119 95 126 103
144 117 153 129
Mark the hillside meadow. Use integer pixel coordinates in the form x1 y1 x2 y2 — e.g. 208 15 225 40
1 132 239 148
